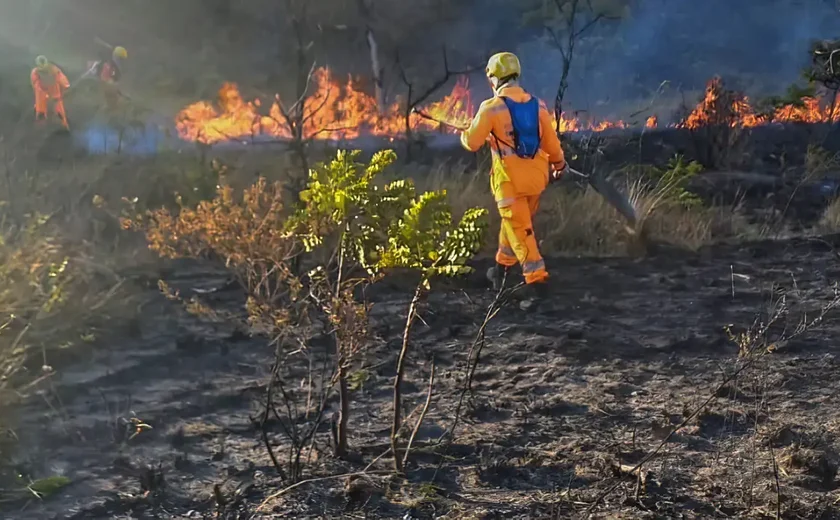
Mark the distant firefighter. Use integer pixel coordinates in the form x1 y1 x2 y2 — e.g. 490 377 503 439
86 45 128 110
31 55 70 128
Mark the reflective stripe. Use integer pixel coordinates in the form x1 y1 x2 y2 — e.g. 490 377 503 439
496 197 515 208
498 245 515 257
522 259 546 274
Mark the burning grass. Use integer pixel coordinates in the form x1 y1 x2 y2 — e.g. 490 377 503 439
175 71 840 146
174 66 629 144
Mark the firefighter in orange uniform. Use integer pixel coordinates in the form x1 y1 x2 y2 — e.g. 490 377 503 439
31 56 70 128
460 52 568 307
87 46 127 110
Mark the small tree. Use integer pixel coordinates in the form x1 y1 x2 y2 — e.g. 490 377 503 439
395 48 481 159
523 0 627 132
288 150 487 464
128 148 486 477
375 188 487 473
123 178 318 480
287 149 396 458
806 40 840 125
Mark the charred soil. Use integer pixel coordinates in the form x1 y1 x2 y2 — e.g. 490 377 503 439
3 234 840 519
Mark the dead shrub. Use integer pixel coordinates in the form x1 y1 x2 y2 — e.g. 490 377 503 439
0 213 135 396
819 197 840 232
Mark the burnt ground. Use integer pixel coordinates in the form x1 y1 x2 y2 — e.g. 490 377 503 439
4 235 840 519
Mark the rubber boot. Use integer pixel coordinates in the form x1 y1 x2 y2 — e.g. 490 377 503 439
486 263 508 292
519 281 550 311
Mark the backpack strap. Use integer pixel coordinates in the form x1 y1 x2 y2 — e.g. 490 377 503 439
532 97 542 158
489 95 516 153
491 93 542 159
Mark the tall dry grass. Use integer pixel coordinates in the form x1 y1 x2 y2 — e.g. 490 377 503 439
819 197 840 232
405 160 753 257
803 145 840 234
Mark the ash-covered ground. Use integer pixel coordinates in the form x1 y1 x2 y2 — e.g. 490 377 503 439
5 231 840 519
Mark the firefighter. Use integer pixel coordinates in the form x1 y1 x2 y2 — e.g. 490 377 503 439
31 55 70 128
460 52 568 308
87 45 127 110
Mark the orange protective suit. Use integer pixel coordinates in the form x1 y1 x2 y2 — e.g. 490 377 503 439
87 57 122 110
460 85 565 284
31 65 70 128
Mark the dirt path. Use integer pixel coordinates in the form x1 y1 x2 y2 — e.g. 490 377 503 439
5 236 840 519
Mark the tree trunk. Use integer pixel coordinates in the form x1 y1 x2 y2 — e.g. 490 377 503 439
366 29 385 112
356 0 385 112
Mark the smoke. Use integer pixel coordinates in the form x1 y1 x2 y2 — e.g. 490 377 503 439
504 0 839 119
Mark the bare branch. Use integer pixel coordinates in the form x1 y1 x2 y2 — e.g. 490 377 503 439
584 288 840 514
406 48 481 110
572 12 606 39
546 0 615 132
288 61 319 116
402 357 435 468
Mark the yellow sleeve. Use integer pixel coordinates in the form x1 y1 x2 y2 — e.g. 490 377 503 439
460 100 494 152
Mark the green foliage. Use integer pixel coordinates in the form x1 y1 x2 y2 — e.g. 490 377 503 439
376 191 487 281
27 476 71 498
295 149 397 251
648 155 704 208
348 369 371 391
0 475 72 503
291 149 488 285
755 82 817 117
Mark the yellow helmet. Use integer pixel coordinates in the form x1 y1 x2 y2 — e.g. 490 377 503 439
113 46 128 60
35 55 49 69
486 52 521 80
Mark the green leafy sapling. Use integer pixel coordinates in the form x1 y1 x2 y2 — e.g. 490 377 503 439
290 149 487 471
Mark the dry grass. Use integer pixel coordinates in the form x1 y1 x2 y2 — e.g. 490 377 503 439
819 197 840 232
0 127 169 408
0 139 764 406
805 144 840 178
405 161 754 257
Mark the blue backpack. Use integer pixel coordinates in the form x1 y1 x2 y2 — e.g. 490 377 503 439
499 95 541 159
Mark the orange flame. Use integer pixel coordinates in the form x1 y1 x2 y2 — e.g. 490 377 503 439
175 71 840 144
175 66 628 144
679 76 840 130
680 77 762 129
771 96 840 123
